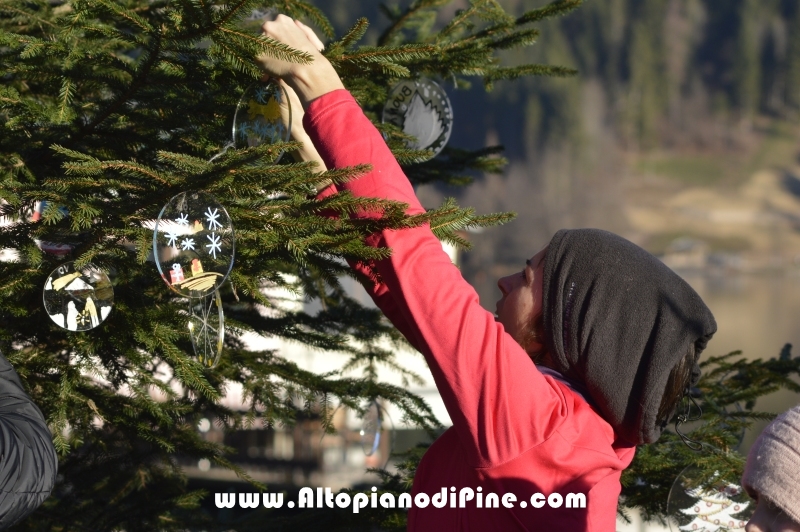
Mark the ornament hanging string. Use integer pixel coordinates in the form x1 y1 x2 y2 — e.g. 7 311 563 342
675 386 704 451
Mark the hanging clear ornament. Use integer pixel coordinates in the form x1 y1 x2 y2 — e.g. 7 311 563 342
319 400 396 468
360 399 394 458
232 79 291 151
382 77 453 160
667 465 752 532
152 191 235 298
43 262 114 331
188 290 224 368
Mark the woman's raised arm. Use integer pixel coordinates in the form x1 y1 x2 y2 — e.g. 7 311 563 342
259 17 569 468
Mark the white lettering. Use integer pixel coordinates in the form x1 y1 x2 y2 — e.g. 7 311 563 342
502 493 516 508
297 487 313 508
566 492 586 508
380 493 396 508
238 493 259 508
263 492 283 508
215 493 235 508
352 493 369 513
485 493 499 508
335 492 351 509
213 487 585 512
398 493 412 508
531 493 546 508
414 493 430 508
458 487 474 508
548 493 563 508
432 487 448 508
325 487 335 508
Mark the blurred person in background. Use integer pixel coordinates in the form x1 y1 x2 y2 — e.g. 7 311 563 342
742 404 800 532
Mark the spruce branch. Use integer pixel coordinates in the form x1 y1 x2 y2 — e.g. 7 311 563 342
330 17 370 52
277 0 336 39
483 63 578 88
90 0 155 33
377 0 451 46
515 0 584 26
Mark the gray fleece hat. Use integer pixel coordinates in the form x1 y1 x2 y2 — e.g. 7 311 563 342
741 404 800 524
541 228 716 444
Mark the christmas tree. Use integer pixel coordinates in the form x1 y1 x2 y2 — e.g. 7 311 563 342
0 0 580 530
677 476 748 532
619 344 800 529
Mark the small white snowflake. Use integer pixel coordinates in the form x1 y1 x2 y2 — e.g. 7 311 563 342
175 213 189 226
204 207 223 231
165 230 179 249
205 233 222 259
180 238 195 251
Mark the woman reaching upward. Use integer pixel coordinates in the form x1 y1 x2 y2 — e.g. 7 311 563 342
258 16 717 531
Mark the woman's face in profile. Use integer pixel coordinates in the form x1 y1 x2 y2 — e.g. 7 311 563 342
746 495 800 532
495 246 547 355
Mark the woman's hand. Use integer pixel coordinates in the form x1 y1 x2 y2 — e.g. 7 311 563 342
258 15 343 109
277 78 328 174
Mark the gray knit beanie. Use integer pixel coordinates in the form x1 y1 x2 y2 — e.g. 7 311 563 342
741 404 800 524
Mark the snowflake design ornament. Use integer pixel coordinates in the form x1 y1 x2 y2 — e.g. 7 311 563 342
205 233 222 259
165 230 179 249
152 191 234 298
667 467 752 532
382 78 453 161
204 207 222 231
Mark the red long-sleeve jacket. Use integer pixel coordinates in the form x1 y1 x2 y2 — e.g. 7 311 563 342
305 89 635 531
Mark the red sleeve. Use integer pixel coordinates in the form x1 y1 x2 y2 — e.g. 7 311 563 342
305 89 567 468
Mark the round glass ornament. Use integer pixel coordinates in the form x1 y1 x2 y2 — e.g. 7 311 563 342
232 80 291 150
667 465 752 532
320 401 396 467
152 191 234 298
382 78 453 160
43 262 114 331
188 290 224 368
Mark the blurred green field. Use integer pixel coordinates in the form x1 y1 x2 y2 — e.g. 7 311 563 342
634 119 799 188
